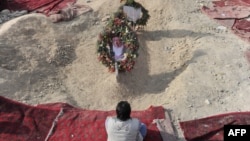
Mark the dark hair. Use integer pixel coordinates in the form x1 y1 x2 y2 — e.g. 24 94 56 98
116 101 131 121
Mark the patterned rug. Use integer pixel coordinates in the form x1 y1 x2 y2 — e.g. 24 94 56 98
180 112 250 141
0 96 176 141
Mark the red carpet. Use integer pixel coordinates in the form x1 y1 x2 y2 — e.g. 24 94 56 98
201 0 250 43
0 96 168 141
179 112 250 141
1 0 76 15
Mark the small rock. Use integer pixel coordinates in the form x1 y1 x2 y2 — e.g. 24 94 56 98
19 10 28 15
216 26 227 30
237 82 240 86
61 86 67 92
205 99 210 105
1 64 7 67
86 0 91 3
102 15 110 22
22 100 27 103
164 46 171 51
1 9 10 15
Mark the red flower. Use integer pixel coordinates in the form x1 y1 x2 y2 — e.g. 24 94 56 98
126 66 132 72
114 18 122 26
106 58 112 62
98 54 105 61
109 66 115 72
99 34 103 40
131 61 135 65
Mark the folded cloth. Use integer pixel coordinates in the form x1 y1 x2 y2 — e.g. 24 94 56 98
201 0 250 43
179 112 250 141
48 4 92 22
5 0 76 16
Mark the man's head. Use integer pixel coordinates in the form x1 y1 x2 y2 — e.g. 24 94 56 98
116 101 131 121
113 37 122 47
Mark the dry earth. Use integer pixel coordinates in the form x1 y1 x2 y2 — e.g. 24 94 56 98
1 0 250 140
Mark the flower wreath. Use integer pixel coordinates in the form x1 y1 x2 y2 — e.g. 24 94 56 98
97 11 140 72
119 0 150 26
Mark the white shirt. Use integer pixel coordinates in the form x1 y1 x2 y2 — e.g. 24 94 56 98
105 117 142 141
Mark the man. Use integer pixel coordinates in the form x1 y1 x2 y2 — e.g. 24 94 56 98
112 37 126 61
105 101 147 141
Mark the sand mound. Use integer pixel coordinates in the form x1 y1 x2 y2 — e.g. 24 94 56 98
0 12 96 104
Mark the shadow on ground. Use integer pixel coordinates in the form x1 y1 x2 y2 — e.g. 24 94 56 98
117 29 207 96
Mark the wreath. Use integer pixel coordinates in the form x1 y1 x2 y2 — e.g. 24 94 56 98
119 0 150 26
97 11 140 72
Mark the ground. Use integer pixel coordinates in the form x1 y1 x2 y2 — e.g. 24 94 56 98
0 0 250 140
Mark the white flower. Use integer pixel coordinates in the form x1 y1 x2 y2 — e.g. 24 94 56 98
125 27 129 33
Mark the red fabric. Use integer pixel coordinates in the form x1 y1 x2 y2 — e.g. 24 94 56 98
0 96 166 141
0 96 60 141
179 112 250 141
4 0 76 15
201 0 250 43
213 0 250 7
